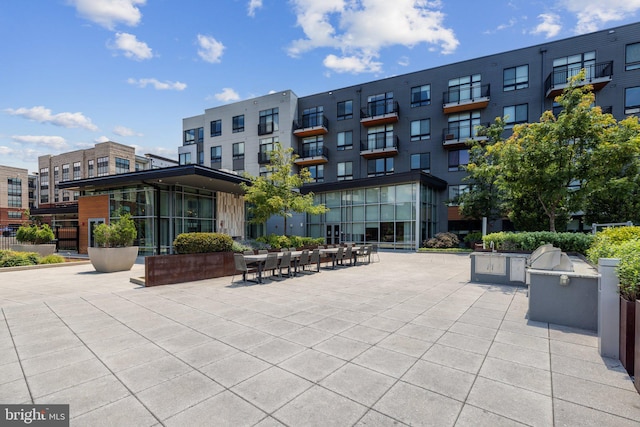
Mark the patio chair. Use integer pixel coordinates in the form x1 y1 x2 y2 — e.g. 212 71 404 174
243 250 255 255
297 249 310 274
333 246 344 269
232 253 257 285
371 244 380 262
258 249 268 254
357 245 372 265
288 247 297 252
341 245 354 266
279 251 292 278
309 248 320 272
262 252 280 281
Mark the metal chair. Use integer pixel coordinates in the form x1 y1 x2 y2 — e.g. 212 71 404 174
309 249 320 272
341 245 353 266
279 251 292 278
371 244 380 262
258 249 268 254
232 253 257 284
357 245 372 265
333 246 344 269
288 247 297 252
243 250 255 255
297 249 310 274
262 252 279 281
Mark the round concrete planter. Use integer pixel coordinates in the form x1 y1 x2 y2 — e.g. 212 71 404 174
10 243 56 257
88 246 139 273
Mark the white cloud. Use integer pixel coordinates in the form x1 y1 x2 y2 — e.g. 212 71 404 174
197 35 225 63
68 0 146 30
113 125 143 137
111 32 152 60
215 88 241 102
559 0 640 33
323 54 382 74
5 106 98 131
11 135 69 150
530 13 562 38
127 78 187 90
288 0 458 73
248 0 263 16
398 56 410 67
95 136 111 143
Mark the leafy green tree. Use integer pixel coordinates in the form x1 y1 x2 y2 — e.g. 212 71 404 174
494 71 620 232
458 118 506 233
241 143 328 235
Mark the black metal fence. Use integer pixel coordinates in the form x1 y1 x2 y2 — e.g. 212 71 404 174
0 226 79 252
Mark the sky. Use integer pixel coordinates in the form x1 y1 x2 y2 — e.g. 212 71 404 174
2 0 640 173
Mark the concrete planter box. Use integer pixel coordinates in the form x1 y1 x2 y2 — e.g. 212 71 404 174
10 243 56 257
620 297 636 376
88 246 139 273
144 252 235 287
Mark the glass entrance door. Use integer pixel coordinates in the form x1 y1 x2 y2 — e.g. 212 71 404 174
326 224 340 245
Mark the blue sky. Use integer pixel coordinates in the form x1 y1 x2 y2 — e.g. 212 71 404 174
2 0 640 172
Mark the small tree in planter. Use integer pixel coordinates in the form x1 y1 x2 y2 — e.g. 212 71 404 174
12 224 56 256
88 213 138 272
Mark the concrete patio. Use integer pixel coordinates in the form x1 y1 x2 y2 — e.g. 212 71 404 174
1 252 639 426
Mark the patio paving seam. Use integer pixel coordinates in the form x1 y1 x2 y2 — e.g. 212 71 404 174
553 395 640 425
41 301 166 424
1 307 34 404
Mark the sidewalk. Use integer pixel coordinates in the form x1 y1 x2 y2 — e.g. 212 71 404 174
1 252 638 426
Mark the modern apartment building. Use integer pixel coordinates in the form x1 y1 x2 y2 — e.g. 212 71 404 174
182 22 640 249
0 165 30 232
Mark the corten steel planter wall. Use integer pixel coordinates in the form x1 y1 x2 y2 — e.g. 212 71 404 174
636 299 640 393
144 252 235 287
620 297 636 376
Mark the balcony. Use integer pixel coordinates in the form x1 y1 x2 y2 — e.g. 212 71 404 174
293 114 329 137
544 61 613 98
360 100 399 127
360 135 399 159
442 84 490 114
258 122 275 135
294 146 329 166
442 123 489 149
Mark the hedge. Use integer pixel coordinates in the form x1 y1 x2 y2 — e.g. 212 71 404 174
0 250 64 267
256 234 325 250
586 226 640 264
172 232 234 254
482 231 594 254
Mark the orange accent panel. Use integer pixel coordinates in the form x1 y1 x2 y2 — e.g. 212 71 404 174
293 127 328 137
443 100 489 114
360 115 399 127
78 194 109 254
447 206 465 221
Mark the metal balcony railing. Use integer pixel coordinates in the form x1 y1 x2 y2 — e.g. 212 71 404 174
294 113 329 131
443 84 490 105
257 151 271 164
544 61 613 94
442 123 489 143
298 146 329 159
360 135 399 151
258 122 275 135
360 100 399 119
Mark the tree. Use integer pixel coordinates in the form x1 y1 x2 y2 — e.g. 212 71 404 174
241 143 328 235
493 71 620 232
458 117 506 233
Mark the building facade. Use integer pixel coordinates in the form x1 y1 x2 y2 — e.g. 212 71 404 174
0 165 30 233
182 22 640 249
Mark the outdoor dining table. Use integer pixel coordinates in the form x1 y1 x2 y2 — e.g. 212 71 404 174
319 246 363 269
244 251 303 283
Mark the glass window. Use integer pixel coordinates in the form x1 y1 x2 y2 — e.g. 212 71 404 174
626 87 640 114
232 115 245 133
337 100 353 120
411 84 431 107
448 184 469 206
301 106 323 127
626 43 640 71
179 152 191 165
410 153 430 172
337 131 353 150
115 158 130 174
367 158 394 177
62 164 69 181
73 162 81 180
448 150 469 171
308 165 324 182
552 51 595 84
337 161 353 181
301 136 323 157
210 119 221 137
258 108 278 135
97 157 109 176
410 119 430 141
87 160 94 178
366 124 394 150
503 104 528 126
367 92 394 116
503 65 529 91
233 142 245 159
211 146 222 163
447 74 481 103
446 111 482 140
53 166 59 183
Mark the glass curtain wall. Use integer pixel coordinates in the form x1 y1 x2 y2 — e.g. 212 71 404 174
94 184 216 255
307 182 438 249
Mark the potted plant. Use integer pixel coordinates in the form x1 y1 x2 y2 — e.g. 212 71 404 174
11 223 56 257
88 212 138 273
615 240 640 379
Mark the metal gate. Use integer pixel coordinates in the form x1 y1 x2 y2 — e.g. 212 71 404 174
54 226 79 251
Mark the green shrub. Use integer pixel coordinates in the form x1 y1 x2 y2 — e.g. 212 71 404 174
16 224 55 244
256 234 324 249
587 226 640 264
93 213 137 248
615 239 640 301
463 232 483 247
231 241 253 253
173 232 234 254
0 250 39 267
483 231 594 254
39 254 65 264
423 232 459 249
